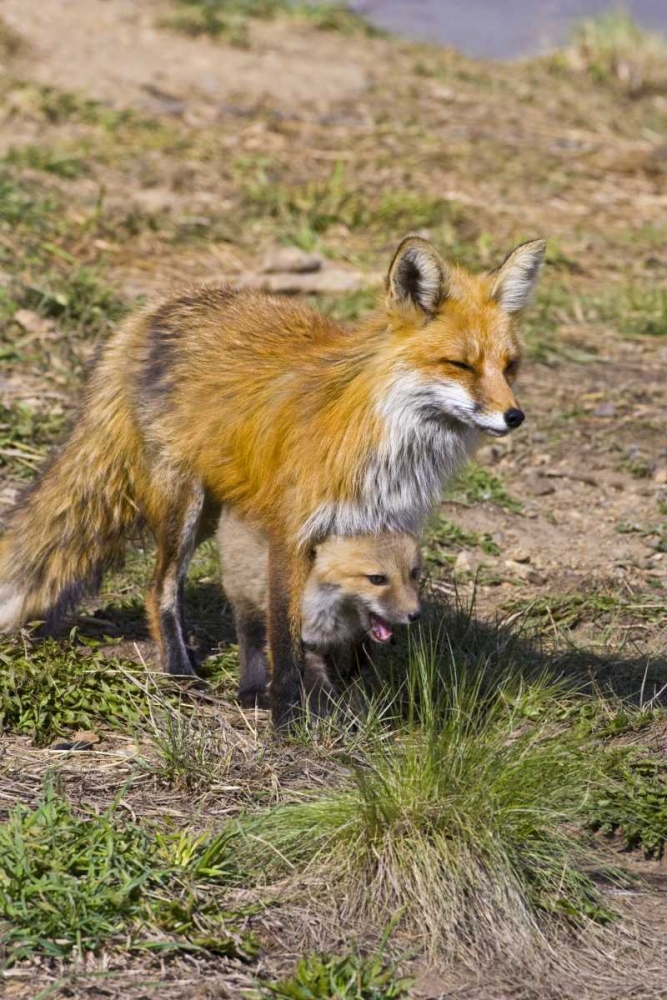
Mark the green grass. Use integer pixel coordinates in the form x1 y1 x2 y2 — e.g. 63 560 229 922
0 402 67 478
240 162 457 246
0 782 256 966
0 633 151 746
236 635 618 960
586 754 667 859
563 10 667 95
445 462 522 513
4 144 89 179
162 0 380 45
18 265 126 340
250 948 411 999
522 281 667 369
425 513 500 561
0 166 128 368
613 286 667 338
25 83 156 131
503 591 665 632
316 288 378 324
144 700 234 790
521 284 599 366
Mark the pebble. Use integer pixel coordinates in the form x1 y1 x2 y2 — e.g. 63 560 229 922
260 247 323 274
13 309 54 337
526 472 556 496
504 560 546 585
237 269 371 294
592 401 617 418
453 551 475 576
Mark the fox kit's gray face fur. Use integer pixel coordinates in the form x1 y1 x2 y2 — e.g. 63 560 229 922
300 533 422 650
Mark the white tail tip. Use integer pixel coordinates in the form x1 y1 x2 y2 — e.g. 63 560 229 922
0 586 24 632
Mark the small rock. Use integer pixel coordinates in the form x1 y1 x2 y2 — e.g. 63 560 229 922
430 84 455 102
592 401 617 418
453 551 475 576
237 269 371 295
141 83 186 117
504 560 545 585
261 247 323 275
72 730 100 745
13 309 53 337
526 472 555 496
653 468 667 485
509 546 531 564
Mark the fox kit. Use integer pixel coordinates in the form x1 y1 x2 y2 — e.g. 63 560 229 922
0 235 545 727
217 509 421 707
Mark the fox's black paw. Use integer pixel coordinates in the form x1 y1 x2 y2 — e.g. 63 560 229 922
238 687 270 710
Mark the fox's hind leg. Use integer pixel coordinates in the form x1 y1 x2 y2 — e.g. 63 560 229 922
146 479 205 677
234 605 270 709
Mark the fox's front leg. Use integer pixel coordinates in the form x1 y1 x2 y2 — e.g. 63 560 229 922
267 535 309 729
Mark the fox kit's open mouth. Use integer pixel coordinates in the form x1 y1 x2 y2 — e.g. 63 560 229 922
368 612 393 643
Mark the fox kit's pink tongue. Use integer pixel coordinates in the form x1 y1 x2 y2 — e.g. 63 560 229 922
369 613 393 643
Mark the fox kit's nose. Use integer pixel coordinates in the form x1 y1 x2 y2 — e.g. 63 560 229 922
504 407 525 430
408 609 421 623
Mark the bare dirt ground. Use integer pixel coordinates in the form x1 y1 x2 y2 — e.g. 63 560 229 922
0 1 666 997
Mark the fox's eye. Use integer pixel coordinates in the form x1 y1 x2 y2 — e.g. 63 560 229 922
410 567 421 581
367 574 388 586
443 359 473 372
505 359 520 376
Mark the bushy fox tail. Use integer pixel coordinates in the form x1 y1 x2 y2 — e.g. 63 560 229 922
0 370 141 632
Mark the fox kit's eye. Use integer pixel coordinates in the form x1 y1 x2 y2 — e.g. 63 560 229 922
505 358 520 376
367 574 388 586
410 566 421 581
443 359 473 372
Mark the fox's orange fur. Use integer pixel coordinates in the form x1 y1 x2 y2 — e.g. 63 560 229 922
0 236 545 726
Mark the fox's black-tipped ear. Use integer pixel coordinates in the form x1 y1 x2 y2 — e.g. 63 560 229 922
491 240 546 314
387 236 447 317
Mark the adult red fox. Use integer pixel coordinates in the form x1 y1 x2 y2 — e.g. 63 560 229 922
0 235 545 726
217 508 421 708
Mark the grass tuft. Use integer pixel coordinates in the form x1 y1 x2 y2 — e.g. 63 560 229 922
0 402 67 478
237 635 617 961
4 144 89 180
563 10 667 96
0 633 149 746
240 163 456 246
445 462 522 513
586 754 667 859
250 947 411 998
0 782 256 966
426 512 500 562
144 700 234 790
162 0 380 45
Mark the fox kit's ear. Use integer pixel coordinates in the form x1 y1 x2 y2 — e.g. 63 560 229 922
491 240 546 314
387 236 448 318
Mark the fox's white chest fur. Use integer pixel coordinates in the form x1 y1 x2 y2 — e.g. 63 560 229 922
301 587 361 649
300 371 479 543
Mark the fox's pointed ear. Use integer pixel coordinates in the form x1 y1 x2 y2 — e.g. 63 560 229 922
387 236 448 318
491 240 546 314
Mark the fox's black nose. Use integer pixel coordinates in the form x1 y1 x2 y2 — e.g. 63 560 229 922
408 610 422 623
504 408 525 430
